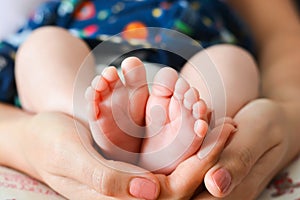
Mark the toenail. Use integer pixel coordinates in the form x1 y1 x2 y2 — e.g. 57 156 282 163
101 66 118 81
175 78 189 92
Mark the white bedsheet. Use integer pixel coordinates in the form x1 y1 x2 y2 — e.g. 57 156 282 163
1 154 300 199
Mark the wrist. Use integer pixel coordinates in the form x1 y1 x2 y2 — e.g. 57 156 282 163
279 101 300 154
0 107 36 175
263 99 300 166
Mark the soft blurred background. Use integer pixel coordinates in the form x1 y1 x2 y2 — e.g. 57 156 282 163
0 0 47 40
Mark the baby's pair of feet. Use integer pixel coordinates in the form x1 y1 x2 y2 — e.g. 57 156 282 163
85 57 209 174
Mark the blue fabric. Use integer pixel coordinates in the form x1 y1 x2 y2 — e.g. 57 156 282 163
0 0 253 104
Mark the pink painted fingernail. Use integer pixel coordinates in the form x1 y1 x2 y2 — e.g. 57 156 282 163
212 168 231 193
129 178 157 200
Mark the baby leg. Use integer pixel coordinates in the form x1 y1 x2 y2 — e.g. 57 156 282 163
181 44 259 159
15 27 95 126
181 44 259 118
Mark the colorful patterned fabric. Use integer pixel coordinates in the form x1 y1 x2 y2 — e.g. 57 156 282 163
0 0 253 104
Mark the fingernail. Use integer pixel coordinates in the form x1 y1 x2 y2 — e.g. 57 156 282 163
129 178 157 200
212 168 231 193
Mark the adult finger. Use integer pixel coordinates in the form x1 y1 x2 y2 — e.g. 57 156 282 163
157 122 234 199
48 121 160 200
195 141 285 199
203 100 284 197
45 174 117 200
223 142 285 199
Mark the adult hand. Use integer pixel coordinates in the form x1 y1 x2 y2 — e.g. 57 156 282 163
22 112 160 199
154 120 235 199
195 99 298 199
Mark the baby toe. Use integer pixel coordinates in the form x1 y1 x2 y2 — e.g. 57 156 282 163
183 87 199 110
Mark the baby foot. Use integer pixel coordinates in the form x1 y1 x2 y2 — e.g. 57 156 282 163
86 57 148 164
139 67 209 174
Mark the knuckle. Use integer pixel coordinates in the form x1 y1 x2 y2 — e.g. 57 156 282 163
235 147 254 171
227 147 254 176
167 177 195 199
92 167 117 196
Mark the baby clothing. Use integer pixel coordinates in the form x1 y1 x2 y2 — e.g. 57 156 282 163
0 0 253 105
